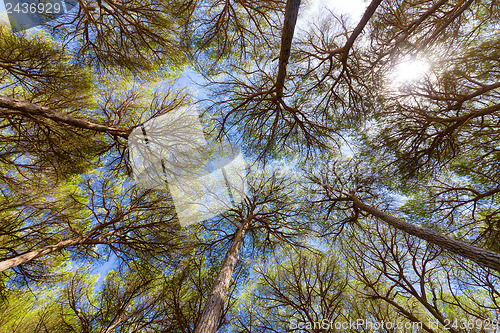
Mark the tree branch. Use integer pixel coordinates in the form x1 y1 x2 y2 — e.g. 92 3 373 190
0 95 132 138
350 195 500 272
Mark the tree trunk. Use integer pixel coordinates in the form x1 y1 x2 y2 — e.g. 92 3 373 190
275 0 301 97
0 95 131 138
351 195 500 272
0 236 87 273
0 229 120 272
193 219 250 333
340 0 383 64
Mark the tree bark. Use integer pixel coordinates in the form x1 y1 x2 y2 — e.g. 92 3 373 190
340 0 383 65
275 0 301 97
351 195 500 272
193 219 251 333
0 236 88 272
0 229 120 272
0 95 132 138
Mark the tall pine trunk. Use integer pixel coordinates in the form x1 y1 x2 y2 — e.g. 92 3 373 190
0 229 119 272
0 236 88 272
275 0 301 97
0 95 131 137
193 219 250 333
351 195 500 272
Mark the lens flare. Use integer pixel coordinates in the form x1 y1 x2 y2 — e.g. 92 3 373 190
393 59 430 83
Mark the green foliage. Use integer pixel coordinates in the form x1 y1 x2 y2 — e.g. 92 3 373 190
1 0 499 331
0 23 94 108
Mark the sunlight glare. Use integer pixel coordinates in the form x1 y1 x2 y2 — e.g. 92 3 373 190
393 59 430 84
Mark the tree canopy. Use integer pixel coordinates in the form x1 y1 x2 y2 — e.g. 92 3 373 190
0 0 499 331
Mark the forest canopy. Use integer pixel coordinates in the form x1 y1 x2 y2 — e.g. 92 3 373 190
0 0 499 331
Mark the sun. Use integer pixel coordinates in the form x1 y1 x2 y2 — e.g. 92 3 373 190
392 58 430 84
